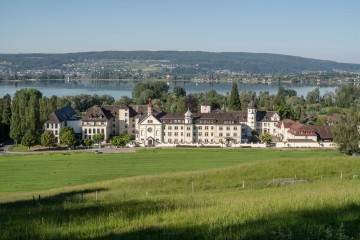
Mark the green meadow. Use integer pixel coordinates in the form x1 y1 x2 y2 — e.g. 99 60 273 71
1 149 360 239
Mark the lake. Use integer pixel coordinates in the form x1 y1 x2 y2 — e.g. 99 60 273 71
0 79 338 100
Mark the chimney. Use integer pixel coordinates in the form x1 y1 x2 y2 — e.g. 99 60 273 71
147 98 153 116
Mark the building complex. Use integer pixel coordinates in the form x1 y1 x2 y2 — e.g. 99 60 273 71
45 99 334 147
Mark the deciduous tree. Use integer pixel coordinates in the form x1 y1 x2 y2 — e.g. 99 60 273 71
60 127 77 149
21 131 36 150
93 133 105 148
332 111 360 155
41 130 55 148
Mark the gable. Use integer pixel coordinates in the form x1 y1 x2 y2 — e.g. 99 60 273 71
139 115 162 125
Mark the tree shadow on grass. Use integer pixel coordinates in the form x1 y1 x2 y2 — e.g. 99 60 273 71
0 188 108 208
90 202 360 240
2 193 360 239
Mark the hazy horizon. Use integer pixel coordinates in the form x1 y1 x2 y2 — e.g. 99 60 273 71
1 0 359 64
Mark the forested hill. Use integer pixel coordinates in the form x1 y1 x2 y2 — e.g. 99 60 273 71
1 51 360 74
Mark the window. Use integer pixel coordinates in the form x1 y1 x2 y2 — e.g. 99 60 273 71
181 132 183 136
175 132 178 136
175 126 178 130
219 133 223 137
125 113 128 116
211 126 213 130
234 127 237 130
101 129 104 133
205 132 209 136
187 133 190 137
205 139 209 143
84 129 87 134
199 132 202 136
168 126 172 130
187 126 190 130
234 133 237 137
132 124 135 127
168 132 172 136
181 126 183 130
205 126 208 130
113 124 115 127
226 133 230 137
198 126 202 130
219 127 223 130
148 120 153 123
226 127 230 131
211 132 213 136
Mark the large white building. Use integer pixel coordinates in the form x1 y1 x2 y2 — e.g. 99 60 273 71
79 99 280 146
44 105 82 143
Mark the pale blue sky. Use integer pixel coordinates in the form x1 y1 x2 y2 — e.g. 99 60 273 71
0 0 359 63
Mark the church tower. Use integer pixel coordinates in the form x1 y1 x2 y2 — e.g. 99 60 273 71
247 96 257 136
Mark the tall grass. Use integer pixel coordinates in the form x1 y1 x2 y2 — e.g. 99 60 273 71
1 149 360 239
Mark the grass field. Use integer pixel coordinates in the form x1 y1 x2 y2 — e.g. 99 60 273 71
1 149 360 239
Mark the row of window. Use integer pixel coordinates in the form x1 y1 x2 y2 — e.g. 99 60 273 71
46 123 58 129
165 126 245 131
165 132 239 137
84 128 105 134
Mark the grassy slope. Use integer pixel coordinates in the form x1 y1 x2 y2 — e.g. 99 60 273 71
0 149 339 192
1 149 360 239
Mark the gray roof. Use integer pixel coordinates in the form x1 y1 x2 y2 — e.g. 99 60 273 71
46 105 76 124
82 105 113 122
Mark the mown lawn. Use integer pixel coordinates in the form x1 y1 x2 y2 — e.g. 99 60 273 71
0 148 340 192
2 149 360 239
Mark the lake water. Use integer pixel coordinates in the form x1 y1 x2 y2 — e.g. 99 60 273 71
0 80 338 100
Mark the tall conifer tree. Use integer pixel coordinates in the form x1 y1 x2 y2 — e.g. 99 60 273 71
228 83 241 110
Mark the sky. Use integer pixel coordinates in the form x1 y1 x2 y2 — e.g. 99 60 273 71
0 0 359 63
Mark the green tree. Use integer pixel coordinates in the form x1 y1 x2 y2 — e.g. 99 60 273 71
275 86 286 106
260 132 272 144
82 138 94 149
332 111 360 155
93 133 105 148
277 105 293 120
41 130 55 148
172 86 186 97
10 88 42 144
21 131 36 150
306 88 321 104
110 136 126 148
60 127 77 149
0 94 11 142
228 83 241 110
116 96 133 106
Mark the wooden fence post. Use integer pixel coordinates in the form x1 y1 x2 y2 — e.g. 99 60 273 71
242 180 245 189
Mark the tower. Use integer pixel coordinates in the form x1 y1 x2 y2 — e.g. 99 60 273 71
247 96 257 136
